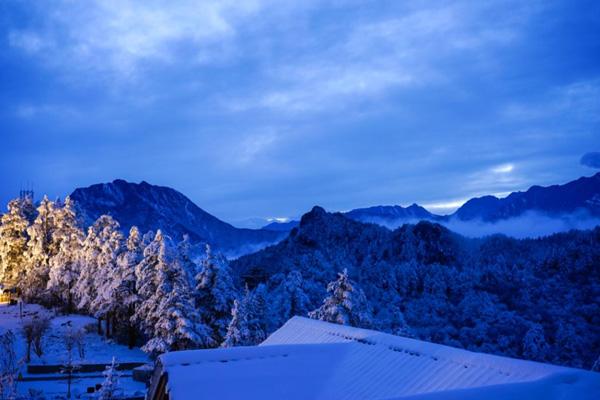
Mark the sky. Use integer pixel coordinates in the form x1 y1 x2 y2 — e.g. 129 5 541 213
1 0 599 227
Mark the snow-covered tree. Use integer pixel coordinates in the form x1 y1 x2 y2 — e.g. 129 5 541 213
114 226 144 347
142 252 212 356
221 299 249 348
177 235 199 286
75 216 118 313
0 330 19 400
23 196 57 301
522 324 549 361
195 245 237 345
133 230 170 340
222 286 268 348
0 199 29 288
98 357 122 400
309 269 373 328
47 197 83 311
248 283 270 335
18 195 36 224
90 217 125 338
592 354 600 372
272 271 311 326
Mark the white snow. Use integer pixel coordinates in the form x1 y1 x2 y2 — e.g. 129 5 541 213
0 304 149 398
156 316 600 400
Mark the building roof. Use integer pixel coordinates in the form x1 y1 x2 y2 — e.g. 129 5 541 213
156 317 600 400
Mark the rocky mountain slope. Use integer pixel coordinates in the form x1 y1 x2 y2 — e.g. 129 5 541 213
70 179 284 254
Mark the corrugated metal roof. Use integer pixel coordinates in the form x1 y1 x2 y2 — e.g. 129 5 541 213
158 317 600 400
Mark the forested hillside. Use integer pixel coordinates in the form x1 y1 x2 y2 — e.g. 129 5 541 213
233 206 600 369
1 197 598 370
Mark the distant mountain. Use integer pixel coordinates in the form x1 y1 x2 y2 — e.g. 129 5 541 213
452 172 600 221
345 204 439 224
263 173 600 232
70 180 285 255
263 204 439 232
262 220 300 231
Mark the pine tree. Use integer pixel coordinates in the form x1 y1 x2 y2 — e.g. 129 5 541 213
522 324 549 361
142 252 212 356
23 196 57 301
98 357 122 400
177 235 199 286
0 199 29 288
195 245 237 345
273 270 311 326
592 354 600 372
221 299 249 348
309 269 373 328
47 197 83 312
244 287 267 344
115 226 144 348
75 216 117 313
249 283 271 335
132 230 170 340
90 218 124 338
222 288 267 348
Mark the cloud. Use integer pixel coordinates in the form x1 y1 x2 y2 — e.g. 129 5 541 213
422 199 469 214
360 211 600 239
443 211 600 239
7 0 537 110
502 79 600 122
492 163 514 174
229 1 533 114
7 0 269 78
581 152 600 169
8 31 48 54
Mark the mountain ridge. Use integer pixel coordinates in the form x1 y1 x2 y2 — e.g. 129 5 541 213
263 172 600 230
70 179 285 254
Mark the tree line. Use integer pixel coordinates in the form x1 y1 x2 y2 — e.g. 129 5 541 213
0 196 368 357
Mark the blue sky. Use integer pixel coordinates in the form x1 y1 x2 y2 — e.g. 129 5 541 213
1 0 599 226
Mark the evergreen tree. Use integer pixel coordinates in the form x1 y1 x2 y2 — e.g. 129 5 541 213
132 230 170 340
47 197 83 311
142 253 212 356
74 216 117 312
249 283 271 335
195 245 237 345
177 235 198 284
309 269 373 328
98 357 122 400
23 196 57 301
115 226 144 347
90 218 124 337
272 271 311 326
221 299 249 348
592 354 600 372
222 288 267 348
522 324 549 361
0 199 29 288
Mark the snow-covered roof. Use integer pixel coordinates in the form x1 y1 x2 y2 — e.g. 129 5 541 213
156 317 600 400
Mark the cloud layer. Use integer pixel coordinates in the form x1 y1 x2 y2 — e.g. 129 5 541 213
1 0 599 221
581 152 600 169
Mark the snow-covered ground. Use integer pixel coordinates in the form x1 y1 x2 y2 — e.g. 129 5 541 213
0 304 149 399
